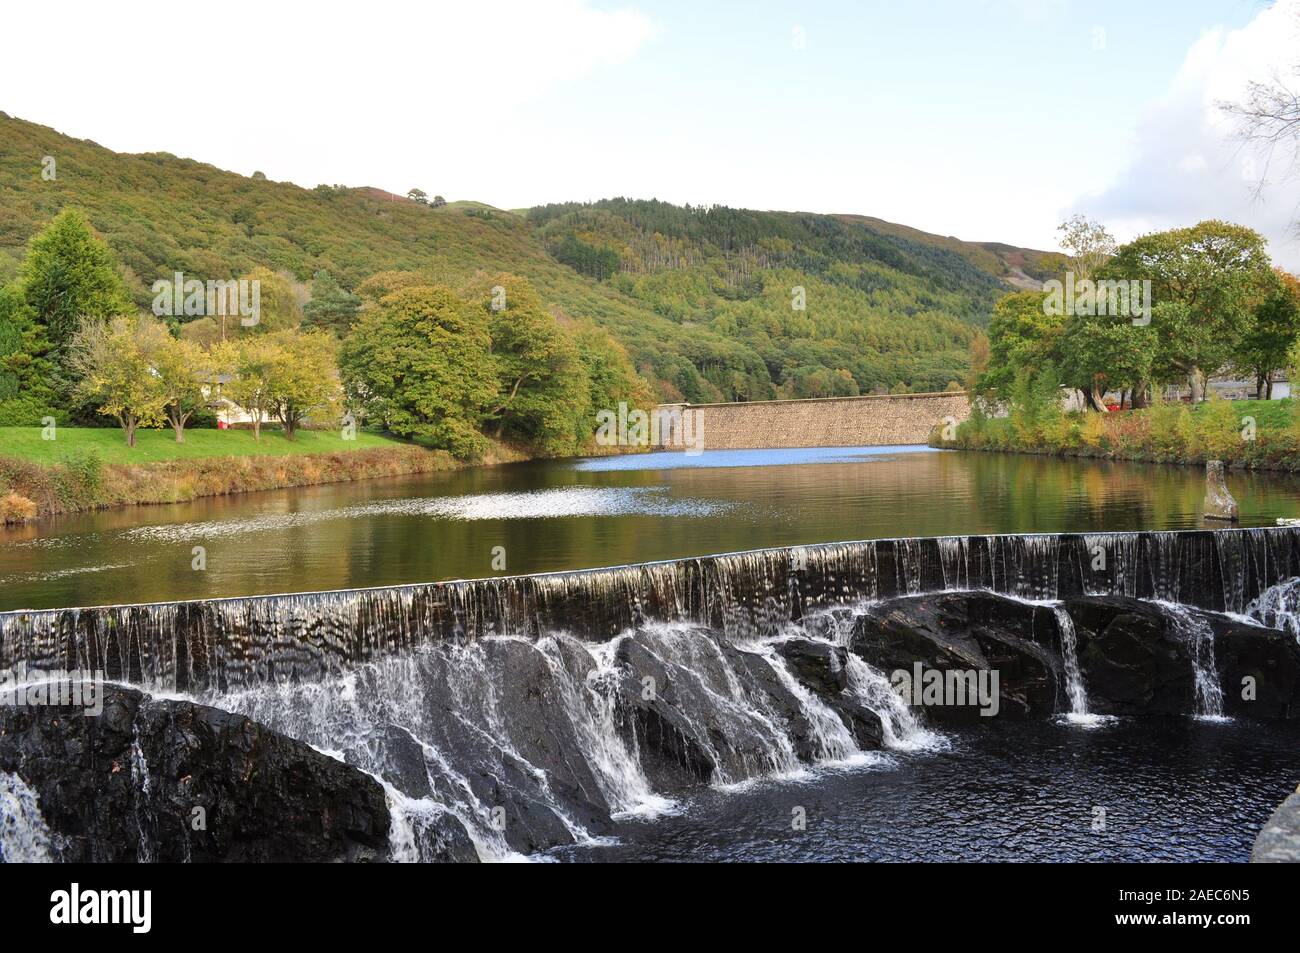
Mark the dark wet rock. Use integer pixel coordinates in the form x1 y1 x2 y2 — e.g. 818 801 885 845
776 637 849 695
0 684 390 863
407 809 481 863
613 635 726 788
375 724 433 799
1062 596 1189 716
1202 614 1300 720
1064 595 1300 719
775 637 885 749
850 591 1063 723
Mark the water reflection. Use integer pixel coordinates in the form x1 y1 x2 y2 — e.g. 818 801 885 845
2 448 1299 610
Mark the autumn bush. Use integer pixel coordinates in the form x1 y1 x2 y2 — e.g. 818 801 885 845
936 397 1300 471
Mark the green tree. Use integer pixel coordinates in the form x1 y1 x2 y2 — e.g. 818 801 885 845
67 314 171 446
1058 314 1155 407
1235 268 1300 398
977 290 1063 401
0 284 60 425
340 284 496 457
1107 221 1274 400
572 320 652 420
470 274 591 454
301 270 362 335
17 210 133 353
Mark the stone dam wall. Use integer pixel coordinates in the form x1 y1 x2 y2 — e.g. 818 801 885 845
654 392 971 450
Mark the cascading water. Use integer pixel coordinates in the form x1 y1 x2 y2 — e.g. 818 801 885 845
7 527 1300 692
190 620 915 860
6 526 1295 862
1151 601 1226 720
1246 577 1300 643
0 771 53 863
785 603 946 752
1053 606 1089 718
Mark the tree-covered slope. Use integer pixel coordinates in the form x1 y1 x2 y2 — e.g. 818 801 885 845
0 112 1060 402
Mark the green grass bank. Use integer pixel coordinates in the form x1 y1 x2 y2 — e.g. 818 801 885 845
0 425 524 523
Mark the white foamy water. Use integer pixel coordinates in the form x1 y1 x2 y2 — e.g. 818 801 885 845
1053 606 1091 719
1150 600 1227 720
0 771 54 863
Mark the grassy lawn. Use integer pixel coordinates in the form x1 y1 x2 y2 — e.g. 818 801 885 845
0 425 408 465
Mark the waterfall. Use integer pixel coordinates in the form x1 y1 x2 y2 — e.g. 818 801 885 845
1246 577 1300 643
754 640 864 765
793 603 947 752
535 637 674 818
0 771 54 863
190 621 913 858
1151 601 1226 720
1053 606 1090 718
10 525 1296 862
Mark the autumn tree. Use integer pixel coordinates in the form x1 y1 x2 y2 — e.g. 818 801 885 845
153 335 208 442
266 330 340 439
67 314 171 446
1056 215 1117 280
216 336 280 441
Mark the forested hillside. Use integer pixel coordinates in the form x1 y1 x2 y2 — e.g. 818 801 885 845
0 112 1061 402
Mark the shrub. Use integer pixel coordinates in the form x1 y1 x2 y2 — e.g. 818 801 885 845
0 491 37 523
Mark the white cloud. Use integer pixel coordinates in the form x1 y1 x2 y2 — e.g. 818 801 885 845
1077 0 1300 269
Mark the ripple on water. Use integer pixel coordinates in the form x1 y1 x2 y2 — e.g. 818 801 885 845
116 487 739 543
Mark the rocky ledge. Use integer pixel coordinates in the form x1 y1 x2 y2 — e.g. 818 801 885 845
851 591 1300 722
0 683 475 862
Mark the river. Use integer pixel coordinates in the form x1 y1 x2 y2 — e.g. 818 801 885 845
3 446 1299 611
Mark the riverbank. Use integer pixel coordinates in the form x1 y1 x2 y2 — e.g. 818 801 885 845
0 427 531 523
932 399 1300 471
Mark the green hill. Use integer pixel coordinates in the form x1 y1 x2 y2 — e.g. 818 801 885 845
0 112 1062 402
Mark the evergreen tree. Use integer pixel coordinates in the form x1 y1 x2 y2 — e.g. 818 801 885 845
302 270 362 335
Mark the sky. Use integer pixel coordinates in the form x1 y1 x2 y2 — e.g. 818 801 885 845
1 0 1298 265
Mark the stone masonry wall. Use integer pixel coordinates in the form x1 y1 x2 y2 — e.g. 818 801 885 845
654 392 971 450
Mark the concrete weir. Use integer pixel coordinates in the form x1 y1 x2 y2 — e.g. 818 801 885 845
2 526 1300 695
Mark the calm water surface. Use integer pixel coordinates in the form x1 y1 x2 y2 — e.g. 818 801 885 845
4 446 1300 610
